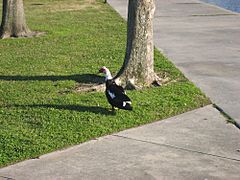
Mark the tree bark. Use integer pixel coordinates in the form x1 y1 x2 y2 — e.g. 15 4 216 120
0 0 32 38
114 0 156 89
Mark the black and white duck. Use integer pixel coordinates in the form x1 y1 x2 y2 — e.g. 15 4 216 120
99 66 133 111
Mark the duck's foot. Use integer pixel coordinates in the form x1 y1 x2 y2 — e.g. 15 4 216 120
111 106 116 112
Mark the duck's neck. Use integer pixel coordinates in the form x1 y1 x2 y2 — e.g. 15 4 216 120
105 70 113 81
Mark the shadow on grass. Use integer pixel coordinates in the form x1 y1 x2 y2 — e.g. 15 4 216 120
31 3 44 6
8 104 115 116
0 74 105 84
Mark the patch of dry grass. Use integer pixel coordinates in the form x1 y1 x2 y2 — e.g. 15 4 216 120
27 0 101 13
50 0 100 12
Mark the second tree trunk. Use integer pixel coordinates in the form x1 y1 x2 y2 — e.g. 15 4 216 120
0 0 31 38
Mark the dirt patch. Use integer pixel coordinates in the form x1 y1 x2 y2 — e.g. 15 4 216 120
75 83 105 92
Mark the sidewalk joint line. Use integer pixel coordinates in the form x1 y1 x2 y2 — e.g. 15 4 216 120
112 134 240 162
154 14 236 19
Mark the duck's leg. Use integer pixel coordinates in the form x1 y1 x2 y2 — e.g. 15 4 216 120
111 106 115 112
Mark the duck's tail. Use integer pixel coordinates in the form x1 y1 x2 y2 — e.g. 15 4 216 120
124 103 133 111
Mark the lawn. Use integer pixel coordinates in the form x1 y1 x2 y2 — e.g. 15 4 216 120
0 0 210 167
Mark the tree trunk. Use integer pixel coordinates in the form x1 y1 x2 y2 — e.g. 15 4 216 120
0 0 32 38
114 0 156 89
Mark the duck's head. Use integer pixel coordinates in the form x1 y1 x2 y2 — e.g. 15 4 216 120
99 66 113 81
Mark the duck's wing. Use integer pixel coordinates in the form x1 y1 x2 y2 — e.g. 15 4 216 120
105 80 132 109
108 83 131 102
115 84 125 94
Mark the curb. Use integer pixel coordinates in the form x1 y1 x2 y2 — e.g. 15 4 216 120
213 104 240 129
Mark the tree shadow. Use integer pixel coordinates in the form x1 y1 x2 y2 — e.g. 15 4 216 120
11 104 115 116
31 3 44 6
0 74 105 84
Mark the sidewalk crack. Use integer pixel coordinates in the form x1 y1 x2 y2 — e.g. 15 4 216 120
112 134 240 162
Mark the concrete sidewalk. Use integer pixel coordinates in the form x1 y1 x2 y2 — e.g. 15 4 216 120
0 105 240 179
108 0 240 125
1 0 240 179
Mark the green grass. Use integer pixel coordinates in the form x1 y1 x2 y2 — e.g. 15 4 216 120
0 0 210 167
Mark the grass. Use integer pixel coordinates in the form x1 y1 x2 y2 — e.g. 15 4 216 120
0 0 210 167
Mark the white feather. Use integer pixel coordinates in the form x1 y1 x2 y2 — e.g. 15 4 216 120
123 101 131 107
107 90 115 99
104 68 112 80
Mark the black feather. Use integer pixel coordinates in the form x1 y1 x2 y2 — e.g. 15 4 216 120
105 79 133 110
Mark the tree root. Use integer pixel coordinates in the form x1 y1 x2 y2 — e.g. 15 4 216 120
0 31 45 39
74 72 171 93
115 73 171 90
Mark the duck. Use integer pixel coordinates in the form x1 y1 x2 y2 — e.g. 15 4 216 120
99 66 133 111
